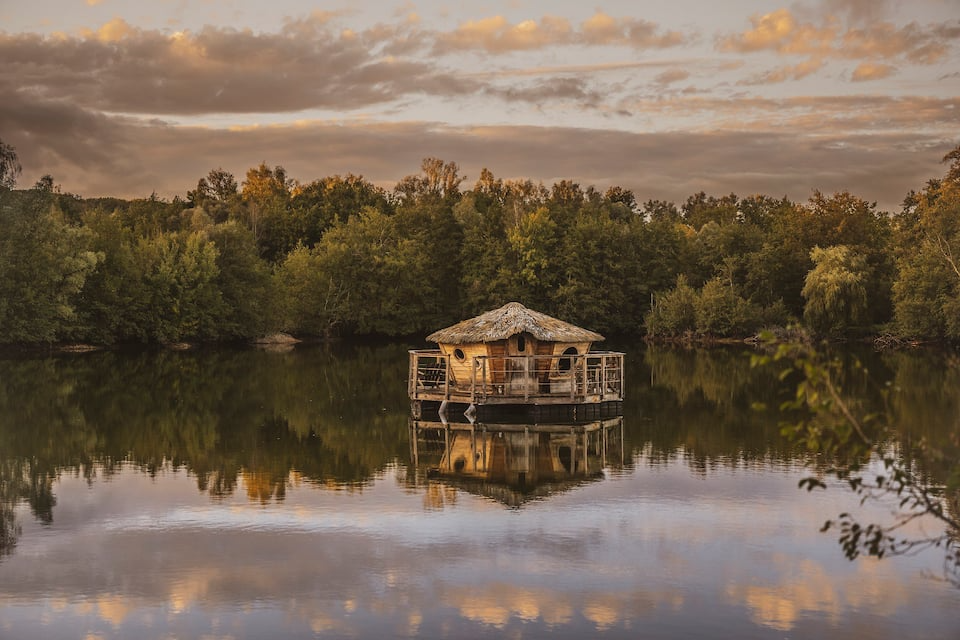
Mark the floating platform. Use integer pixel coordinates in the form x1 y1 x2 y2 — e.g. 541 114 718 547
408 303 624 421
409 349 624 419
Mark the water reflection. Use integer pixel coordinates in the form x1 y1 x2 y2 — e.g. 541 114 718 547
409 418 623 507
0 343 958 638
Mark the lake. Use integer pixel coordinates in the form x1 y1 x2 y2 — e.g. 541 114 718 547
1 342 958 639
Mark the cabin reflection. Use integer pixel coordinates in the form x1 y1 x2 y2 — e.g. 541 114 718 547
410 417 623 507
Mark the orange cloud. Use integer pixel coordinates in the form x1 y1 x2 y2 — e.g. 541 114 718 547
851 62 896 81
724 8 798 51
744 58 826 84
720 8 956 75
80 17 138 42
433 12 686 54
841 22 949 63
436 15 572 53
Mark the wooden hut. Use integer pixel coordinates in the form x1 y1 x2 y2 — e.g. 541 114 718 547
409 302 624 421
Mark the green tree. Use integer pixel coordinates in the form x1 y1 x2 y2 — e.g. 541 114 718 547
275 243 345 337
508 206 560 311
802 245 868 335
0 189 102 343
208 222 275 339
73 209 142 343
554 209 627 332
646 275 699 338
288 174 391 249
187 168 240 224
133 231 224 342
393 157 465 206
454 193 517 315
241 163 295 262
682 192 739 230
696 277 757 336
892 146 960 338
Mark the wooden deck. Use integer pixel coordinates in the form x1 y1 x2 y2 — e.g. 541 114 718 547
408 349 624 407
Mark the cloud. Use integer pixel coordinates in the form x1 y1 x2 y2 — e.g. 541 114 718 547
718 8 959 80
742 57 826 84
654 69 691 85
839 22 952 63
718 9 837 56
580 11 687 48
0 21 478 115
81 16 137 42
433 15 573 53
851 62 896 81
432 12 688 54
819 0 895 24
1 89 953 213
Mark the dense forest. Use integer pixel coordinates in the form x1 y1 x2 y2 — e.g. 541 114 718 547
1 138 959 345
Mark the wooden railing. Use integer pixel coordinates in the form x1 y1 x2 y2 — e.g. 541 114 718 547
409 350 624 403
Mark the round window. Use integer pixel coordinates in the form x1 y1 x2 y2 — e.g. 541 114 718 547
558 347 578 372
453 348 465 361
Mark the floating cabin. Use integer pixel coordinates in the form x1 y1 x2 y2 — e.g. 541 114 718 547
408 302 624 422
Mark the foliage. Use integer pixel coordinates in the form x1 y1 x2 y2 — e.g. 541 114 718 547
892 150 960 339
695 277 758 336
2 147 960 343
0 189 102 343
802 245 868 335
646 275 698 337
752 336 960 586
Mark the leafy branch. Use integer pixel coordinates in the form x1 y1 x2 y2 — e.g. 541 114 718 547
752 333 960 587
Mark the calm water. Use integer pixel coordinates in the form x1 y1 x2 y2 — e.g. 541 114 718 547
0 342 958 639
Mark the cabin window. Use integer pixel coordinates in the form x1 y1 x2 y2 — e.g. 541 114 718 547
517 336 526 352
453 348 465 362
558 347 579 372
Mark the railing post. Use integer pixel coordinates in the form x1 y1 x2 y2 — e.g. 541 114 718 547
408 352 414 398
600 355 606 400
619 353 624 400
444 354 450 400
482 358 487 401
524 355 530 402
470 356 476 404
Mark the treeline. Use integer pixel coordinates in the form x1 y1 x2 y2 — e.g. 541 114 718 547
0 143 959 345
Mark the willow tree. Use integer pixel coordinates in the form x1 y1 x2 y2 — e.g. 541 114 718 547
802 245 868 335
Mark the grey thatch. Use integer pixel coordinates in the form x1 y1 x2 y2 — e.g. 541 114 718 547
426 302 604 344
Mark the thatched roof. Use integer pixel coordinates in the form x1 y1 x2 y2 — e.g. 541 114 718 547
426 302 604 344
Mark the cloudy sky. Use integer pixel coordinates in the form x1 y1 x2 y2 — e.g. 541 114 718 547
2 0 958 211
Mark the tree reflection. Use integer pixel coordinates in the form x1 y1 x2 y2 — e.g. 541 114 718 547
2 343 959 558
634 345 956 489
0 343 414 539
635 346 797 470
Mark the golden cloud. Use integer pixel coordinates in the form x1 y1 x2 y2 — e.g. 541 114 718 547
438 14 572 53
745 57 826 84
719 8 956 82
434 12 685 54
851 61 896 81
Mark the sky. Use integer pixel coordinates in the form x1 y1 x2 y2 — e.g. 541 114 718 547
1 0 958 211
